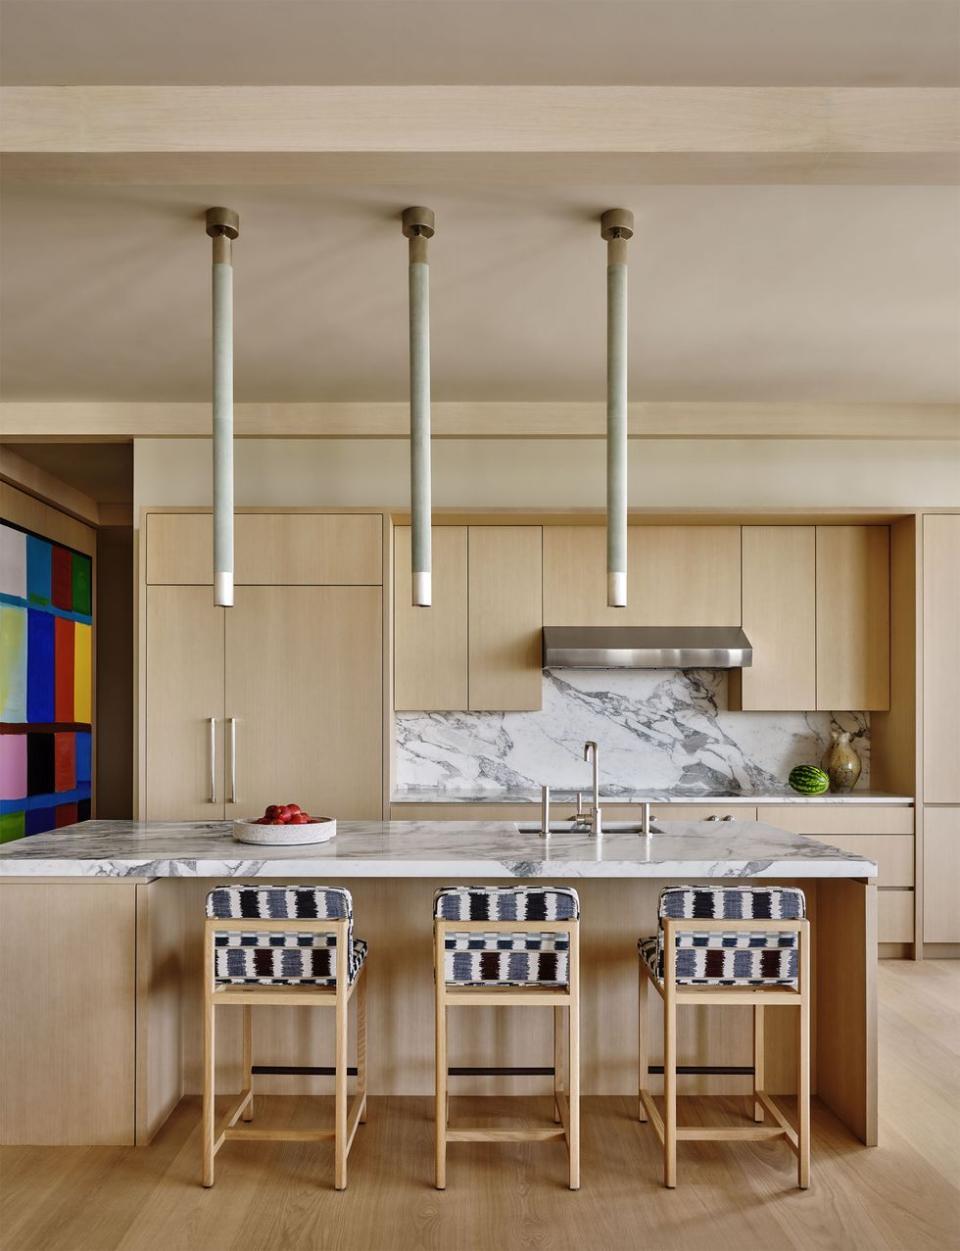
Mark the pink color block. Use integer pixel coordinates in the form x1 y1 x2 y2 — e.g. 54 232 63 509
0 734 28 800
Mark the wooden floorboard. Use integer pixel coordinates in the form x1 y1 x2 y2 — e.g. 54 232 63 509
1 962 958 1251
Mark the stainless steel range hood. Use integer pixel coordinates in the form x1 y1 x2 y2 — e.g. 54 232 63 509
542 626 753 670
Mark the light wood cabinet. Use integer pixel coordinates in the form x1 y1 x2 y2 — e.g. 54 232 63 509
923 807 960 942
922 515 960 802
224 586 382 819
816 526 890 711
542 525 741 627
146 512 383 586
732 526 816 711
468 527 542 711
394 526 468 711
144 585 224 820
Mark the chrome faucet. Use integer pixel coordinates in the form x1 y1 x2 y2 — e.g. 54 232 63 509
583 740 603 836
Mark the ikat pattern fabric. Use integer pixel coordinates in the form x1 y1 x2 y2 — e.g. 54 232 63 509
640 885 806 987
435 886 579 986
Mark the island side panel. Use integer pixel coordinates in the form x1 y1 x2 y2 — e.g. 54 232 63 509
177 878 808 1099
135 879 185 1145
0 881 138 1145
816 878 878 1145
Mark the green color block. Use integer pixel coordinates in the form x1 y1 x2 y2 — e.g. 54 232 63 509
0 811 25 843
72 553 92 617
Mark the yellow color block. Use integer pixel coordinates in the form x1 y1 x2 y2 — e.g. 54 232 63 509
74 621 92 723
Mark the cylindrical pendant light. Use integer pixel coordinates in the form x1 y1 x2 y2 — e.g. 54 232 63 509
600 208 633 608
205 206 240 607
402 206 435 607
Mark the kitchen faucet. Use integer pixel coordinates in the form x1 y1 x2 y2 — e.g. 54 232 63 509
583 740 603 836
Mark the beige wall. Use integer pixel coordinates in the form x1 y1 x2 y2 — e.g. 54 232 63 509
135 437 960 513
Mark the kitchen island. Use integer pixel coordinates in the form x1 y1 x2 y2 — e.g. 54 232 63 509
0 819 876 1152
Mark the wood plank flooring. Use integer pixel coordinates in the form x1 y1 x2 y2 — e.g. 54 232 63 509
1 962 958 1251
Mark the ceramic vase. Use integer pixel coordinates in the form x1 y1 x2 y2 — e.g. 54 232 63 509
821 730 862 793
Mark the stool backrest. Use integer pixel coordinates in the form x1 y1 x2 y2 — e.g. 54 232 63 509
659 885 805 924
434 885 580 922
206 884 353 924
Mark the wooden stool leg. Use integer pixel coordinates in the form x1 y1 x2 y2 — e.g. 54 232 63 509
553 1005 564 1124
201 939 216 1188
753 1004 765 1123
357 965 368 1125
241 1004 254 1123
663 993 677 1188
637 961 648 1122
334 957 349 1190
798 932 812 1189
435 929 447 1190
568 930 581 1191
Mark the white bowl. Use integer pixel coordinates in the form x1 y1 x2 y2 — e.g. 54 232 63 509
232 817 337 846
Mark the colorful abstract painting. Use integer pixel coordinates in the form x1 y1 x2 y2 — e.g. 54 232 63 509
0 520 93 842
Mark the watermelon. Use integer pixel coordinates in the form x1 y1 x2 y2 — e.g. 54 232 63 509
789 764 829 795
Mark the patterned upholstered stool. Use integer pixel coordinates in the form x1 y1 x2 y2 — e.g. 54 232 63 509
433 885 581 1190
637 885 810 1190
202 884 368 1190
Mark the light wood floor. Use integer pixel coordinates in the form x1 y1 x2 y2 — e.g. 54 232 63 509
2 962 958 1251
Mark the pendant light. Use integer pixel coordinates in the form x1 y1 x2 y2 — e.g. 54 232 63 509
600 208 633 608
402 206 435 607
205 206 240 607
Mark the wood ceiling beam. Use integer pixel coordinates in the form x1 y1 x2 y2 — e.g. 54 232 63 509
2 86 957 158
2 402 957 441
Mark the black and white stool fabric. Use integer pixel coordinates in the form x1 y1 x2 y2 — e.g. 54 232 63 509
435 886 580 987
639 885 806 987
205 884 367 986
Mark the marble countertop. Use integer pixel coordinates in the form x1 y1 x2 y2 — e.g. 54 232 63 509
390 788 912 806
0 819 877 880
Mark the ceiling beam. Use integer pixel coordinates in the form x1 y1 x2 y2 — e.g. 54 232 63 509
2 87 957 159
0 445 102 526
2 402 957 441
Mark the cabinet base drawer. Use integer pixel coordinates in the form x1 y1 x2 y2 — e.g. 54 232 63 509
878 890 914 943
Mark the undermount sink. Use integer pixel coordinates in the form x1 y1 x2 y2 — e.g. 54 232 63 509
517 821 663 836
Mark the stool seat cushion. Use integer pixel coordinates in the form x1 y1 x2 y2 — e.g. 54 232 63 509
214 933 367 985
640 884 806 987
206 884 352 921
443 930 570 986
434 885 580 922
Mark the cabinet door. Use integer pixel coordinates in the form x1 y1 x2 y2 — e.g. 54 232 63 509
145 514 212 584
394 526 468 711
144 586 224 819
543 526 740 626
816 526 890 710
225 586 382 820
469 527 543 711
234 514 382 585
733 527 816 710
923 515 960 802
923 807 960 943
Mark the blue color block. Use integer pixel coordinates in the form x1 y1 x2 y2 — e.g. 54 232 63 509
75 732 92 783
27 608 55 722
26 537 52 606
25 805 57 836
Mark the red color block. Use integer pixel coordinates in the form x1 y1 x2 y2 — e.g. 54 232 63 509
54 732 76 792
54 617 74 721
55 803 78 828
51 546 73 609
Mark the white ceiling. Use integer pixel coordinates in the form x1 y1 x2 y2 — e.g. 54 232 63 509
2 181 957 402
3 1 958 88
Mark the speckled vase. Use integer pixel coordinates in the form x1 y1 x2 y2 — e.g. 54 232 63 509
821 731 862 793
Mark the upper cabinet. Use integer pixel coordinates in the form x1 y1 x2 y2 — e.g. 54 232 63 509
394 526 469 711
733 526 817 711
923 514 960 803
145 512 382 585
393 524 542 712
816 526 890 711
542 526 741 626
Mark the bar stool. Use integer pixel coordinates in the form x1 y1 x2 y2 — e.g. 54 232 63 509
637 885 810 1189
433 885 581 1190
201 884 368 1191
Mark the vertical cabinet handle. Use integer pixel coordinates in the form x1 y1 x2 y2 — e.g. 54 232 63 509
228 718 238 804
208 717 217 804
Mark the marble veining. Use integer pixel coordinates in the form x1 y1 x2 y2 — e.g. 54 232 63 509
0 819 877 880
395 668 869 798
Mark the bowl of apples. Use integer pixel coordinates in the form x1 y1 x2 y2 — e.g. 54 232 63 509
232 804 336 846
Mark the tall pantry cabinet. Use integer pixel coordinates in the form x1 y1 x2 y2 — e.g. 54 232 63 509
141 512 384 821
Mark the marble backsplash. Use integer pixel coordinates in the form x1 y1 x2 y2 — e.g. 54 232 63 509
394 669 869 798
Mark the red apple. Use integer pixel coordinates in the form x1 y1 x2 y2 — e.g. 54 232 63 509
289 812 310 824
264 804 282 820
284 803 301 817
